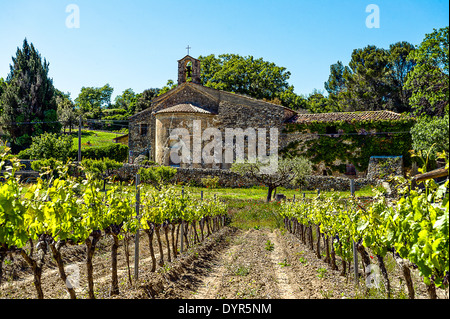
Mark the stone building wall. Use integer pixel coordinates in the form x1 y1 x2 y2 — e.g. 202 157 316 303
279 129 368 178
154 112 218 167
128 110 154 162
128 82 298 166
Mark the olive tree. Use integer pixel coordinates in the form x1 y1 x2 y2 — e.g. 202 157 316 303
231 156 312 202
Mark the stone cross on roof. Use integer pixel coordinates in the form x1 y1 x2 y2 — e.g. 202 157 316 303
186 45 191 55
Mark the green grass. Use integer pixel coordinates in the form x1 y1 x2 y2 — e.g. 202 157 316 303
69 130 123 150
172 185 375 201
225 198 284 230
168 184 376 230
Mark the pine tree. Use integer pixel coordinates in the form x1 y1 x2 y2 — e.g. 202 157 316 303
0 39 61 152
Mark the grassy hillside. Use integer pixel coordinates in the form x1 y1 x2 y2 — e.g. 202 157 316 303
70 130 124 150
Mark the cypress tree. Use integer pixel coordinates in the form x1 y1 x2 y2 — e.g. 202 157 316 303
0 39 61 152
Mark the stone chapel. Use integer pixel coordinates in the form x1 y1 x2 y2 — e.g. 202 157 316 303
128 55 406 176
128 55 303 169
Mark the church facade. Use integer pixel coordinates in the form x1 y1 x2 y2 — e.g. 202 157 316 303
128 55 407 176
128 55 304 169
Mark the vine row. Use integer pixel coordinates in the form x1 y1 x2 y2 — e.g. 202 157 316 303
279 173 448 299
0 149 228 299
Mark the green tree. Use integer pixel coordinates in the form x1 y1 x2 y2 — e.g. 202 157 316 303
134 88 160 114
0 78 6 114
74 84 113 118
114 88 137 114
324 61 351 112
385 41 416 113
410 114 449 163
305 90 332 113
157 80 177 96
324 61 350 96
199 54 303 109
277 89 308 111
0 39 61 152
404 26 449 117
27 132 73 161
343 45 391 111
56 90 77 134
324 42 415 114
231 156 312 202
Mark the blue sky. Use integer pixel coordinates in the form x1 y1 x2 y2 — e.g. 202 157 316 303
0 0 448 101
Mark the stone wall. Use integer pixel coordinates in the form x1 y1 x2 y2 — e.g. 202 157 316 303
173 167 254 188
366 156 404 179
173 168 375 192
114 164 376 192
128 110 154 163
154 112 217 167
302 175 376 191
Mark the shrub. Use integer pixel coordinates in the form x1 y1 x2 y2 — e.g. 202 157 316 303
67 143 128 162
30 158 77 180
411 114 449 166
17 148 31 159
81 158 122 180
31 158 62 172
25 132 73 161
138 165 177 190
201 175 220 188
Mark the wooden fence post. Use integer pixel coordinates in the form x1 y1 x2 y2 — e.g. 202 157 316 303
134 173 140 281
180 186 184 254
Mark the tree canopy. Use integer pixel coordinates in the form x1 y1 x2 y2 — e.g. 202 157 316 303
74 83 113 119
0 39 61 152
404 26 449 117
198 54 306 110
322 27 448 117
328 42 416 113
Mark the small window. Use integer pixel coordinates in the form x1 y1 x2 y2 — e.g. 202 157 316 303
325 126 338 135
140 124 148 136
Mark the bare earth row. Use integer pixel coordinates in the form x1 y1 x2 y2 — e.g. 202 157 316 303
0 225 442 299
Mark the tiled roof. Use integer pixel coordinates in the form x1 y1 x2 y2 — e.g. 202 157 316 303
287 110 406 124
155 103 215 115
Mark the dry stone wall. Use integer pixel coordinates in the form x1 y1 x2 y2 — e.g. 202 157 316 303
366 156 404 179
114 164 376 192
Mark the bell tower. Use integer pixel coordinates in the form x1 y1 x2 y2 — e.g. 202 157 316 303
178 53 201 85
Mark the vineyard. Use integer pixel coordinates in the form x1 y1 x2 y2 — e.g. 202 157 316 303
0 147 227 299
279 169 449 299
0 145 449 300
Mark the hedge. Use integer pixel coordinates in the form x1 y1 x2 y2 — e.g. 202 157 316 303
67 143 128 162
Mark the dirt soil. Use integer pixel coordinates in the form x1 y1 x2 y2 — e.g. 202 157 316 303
0 226 447 299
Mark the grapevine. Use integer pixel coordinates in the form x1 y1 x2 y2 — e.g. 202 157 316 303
279 164 449 299
0 148 228 299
